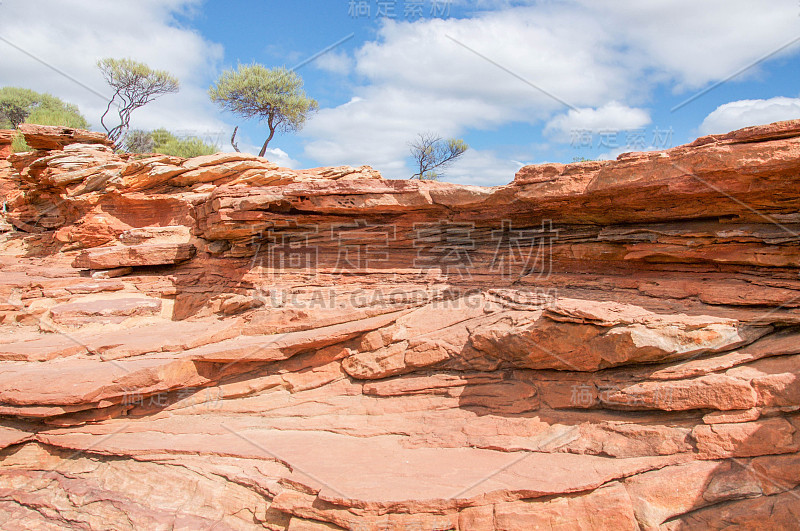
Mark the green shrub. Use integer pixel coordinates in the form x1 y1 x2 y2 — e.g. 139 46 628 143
0 87 89 130
27 104 89 129
155 136 217 158
125 128 217 158
124 130 155 153
11 132 29 152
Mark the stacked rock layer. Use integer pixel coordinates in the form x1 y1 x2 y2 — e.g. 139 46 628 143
0 122 799 529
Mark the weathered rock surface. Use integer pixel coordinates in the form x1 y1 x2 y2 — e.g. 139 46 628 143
18 124 115 150
0 121 799 529
0 130 13 159
72 242 197 269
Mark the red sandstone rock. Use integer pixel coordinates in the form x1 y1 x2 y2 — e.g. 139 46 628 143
693 417 797 459
48 297 163 325
18 123 114 150
0 129 14 159
72 242 196 269
1 120 800 528
90 267 133 279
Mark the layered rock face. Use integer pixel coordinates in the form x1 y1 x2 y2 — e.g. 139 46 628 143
0 122 799 529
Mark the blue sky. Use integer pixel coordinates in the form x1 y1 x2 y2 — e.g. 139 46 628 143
1 0 800 185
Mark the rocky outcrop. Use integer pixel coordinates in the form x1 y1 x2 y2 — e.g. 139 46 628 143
17 124 115 151
19 124 114 150
0 122 799 529
0 130 13 159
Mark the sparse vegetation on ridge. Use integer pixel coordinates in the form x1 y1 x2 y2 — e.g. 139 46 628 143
0 86 90 152
124 128 217 158
409 132 468 180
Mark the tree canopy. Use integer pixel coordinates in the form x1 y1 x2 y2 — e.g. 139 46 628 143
0 87 88 130
208 64 318 157
409 133 469 180
97 58 179 145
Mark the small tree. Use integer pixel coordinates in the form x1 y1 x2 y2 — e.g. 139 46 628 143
409 133 468 180
0 87 36 128
208 64 318 157
0 101 29 129
97 58 179 144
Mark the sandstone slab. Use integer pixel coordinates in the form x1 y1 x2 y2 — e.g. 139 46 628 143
72 243 196 269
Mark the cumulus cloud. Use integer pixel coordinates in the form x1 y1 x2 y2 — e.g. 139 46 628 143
263 147 301 169
4 0 798 186
576 0 800 91
0 0 227 135
313 51 354 76
302 0 800 184
698 97 800 135
303 7 637 181
440 148 525 187
303 87 506 178
544 102 651 143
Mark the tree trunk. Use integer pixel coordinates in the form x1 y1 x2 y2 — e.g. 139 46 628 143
258 114 277 158
258 126 276 158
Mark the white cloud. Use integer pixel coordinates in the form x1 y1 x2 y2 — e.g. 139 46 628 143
313 51 354 76
0 0 227 135
303 87 505 179
263 147 301 169
439 148 525 187
698 97 800 135
302 0 800 182
575 0 800 90
544 102 651 143
5 0 798 184
354 13 633 112
303 8 636 179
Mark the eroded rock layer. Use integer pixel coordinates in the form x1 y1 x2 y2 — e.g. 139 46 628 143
0 122 799 529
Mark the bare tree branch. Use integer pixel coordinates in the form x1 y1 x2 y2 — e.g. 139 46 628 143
230 126 241 152
409 133 469 180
